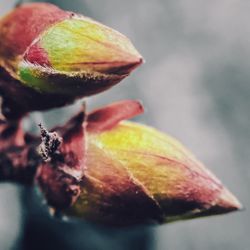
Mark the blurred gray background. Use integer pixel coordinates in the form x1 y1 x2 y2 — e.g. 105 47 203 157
0 0 249 249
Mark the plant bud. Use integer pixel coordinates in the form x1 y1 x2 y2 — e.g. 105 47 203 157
56 100 241 226
0 3 142 111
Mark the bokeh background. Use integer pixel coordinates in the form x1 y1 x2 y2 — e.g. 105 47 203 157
0 0 249 249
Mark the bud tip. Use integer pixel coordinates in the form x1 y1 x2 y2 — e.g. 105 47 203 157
214 187 243 213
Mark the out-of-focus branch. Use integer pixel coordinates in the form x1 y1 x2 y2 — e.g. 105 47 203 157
0 118 41 184
0 143 41 185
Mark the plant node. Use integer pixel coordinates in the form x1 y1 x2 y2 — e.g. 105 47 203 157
38 123 62 162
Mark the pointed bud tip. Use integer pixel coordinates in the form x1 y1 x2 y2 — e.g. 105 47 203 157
113 56 144 76
215 188 243 212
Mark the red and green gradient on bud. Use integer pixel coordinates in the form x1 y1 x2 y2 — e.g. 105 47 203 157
58 100 242 226
0 3 142 98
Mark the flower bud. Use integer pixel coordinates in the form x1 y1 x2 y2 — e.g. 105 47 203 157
0 3 142 110
58 100 242 226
